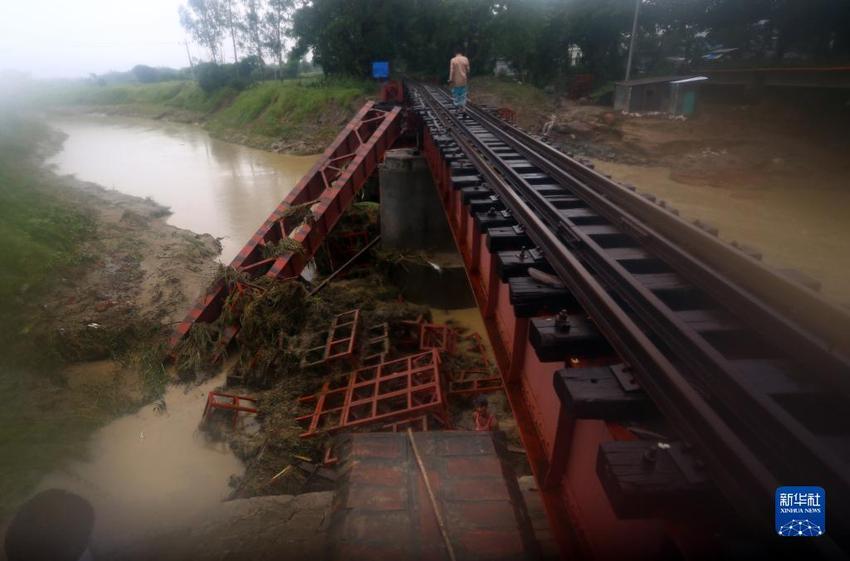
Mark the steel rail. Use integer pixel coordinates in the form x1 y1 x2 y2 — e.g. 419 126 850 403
411 83 850 551
470 102 850 386
454 97 850 512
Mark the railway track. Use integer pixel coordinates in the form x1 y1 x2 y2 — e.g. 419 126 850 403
411 82 850 552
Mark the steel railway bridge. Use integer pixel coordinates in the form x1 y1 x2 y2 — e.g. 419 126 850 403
173 81 850 560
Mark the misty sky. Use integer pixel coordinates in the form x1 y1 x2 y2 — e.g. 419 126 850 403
0 0 198 78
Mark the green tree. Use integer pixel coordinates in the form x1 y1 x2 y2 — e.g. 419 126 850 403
179 0 226 63
222 0 240 64
262 0 295 77
239 0 266 68
131 64 159 83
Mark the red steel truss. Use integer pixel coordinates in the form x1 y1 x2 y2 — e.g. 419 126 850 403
418 322 457 353
301 309 361 368
448 369 504 395
170 102 403 351
296 350 448 437
201 391 258 428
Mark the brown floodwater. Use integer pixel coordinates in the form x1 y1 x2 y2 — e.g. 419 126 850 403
47 114 317 262
28 115 320 552
36 374 244 552
592 160 850 306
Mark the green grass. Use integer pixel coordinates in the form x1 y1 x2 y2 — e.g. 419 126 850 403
30 78 374 148
0 113 106 518
0 116 95 354
208 78 371 138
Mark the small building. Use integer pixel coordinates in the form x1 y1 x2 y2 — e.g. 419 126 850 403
614 75 708 116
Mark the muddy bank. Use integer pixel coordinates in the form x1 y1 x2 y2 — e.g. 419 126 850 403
0 122 224 525
42 78 372 156
40 170 222 350
104 492 334 561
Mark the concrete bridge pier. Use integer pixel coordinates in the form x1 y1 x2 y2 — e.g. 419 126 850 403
379 148 474 309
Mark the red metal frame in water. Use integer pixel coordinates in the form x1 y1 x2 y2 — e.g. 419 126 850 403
362 322 390 366
448 369 504 395
202 391 258 428
169 101 403 352
296 350 448 437
418 322 457 353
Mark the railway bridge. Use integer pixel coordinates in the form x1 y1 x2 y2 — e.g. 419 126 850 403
174 81 850 560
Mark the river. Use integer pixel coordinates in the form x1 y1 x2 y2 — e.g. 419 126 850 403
36 375 245 551
21 115 320 553
47 113 317 263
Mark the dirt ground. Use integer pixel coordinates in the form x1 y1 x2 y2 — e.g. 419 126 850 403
44 172 221 343
30 168 223 402
473 82 850 305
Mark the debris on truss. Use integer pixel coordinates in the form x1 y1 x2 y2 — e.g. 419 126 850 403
449 369 504 395
446 331 503 394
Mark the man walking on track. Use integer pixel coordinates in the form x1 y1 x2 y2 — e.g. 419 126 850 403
449 49 470 114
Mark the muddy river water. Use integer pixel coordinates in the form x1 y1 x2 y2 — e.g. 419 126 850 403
37 375 243 551
593 160 850 306
29 115 319 552
48 114 317 263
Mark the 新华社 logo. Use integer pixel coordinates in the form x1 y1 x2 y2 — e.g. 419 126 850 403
775 486 825 537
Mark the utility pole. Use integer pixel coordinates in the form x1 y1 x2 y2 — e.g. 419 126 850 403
624 0 641 81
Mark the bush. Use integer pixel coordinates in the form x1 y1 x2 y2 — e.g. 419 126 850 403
131 65 159 83
195 61 261 94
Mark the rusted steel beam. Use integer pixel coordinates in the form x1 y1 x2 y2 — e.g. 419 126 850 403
169 102 403 351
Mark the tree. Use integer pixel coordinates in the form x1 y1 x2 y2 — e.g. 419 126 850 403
179 0 225 63
262 0 295 77
131 64 159 83
222 0 240 64
291 0 498 78
239 0 266 68
491 0 559 84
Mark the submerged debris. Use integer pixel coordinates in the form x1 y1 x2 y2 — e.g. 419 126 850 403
181 201 518 500
173 322 219 379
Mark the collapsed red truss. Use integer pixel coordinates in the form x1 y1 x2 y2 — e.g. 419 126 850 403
301 309 361 368
170 102 403 353
296 350 449 437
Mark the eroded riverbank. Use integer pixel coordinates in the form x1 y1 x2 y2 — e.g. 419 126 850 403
0 117 234 535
